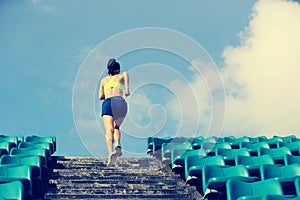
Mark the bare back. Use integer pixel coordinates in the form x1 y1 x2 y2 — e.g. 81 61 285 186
99 72 130 100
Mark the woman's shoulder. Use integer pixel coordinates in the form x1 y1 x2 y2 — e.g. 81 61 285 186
101 76 110 83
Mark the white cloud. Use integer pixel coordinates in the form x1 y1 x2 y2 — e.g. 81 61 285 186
221 0 300 138
122 91 167 138
165 60 214 137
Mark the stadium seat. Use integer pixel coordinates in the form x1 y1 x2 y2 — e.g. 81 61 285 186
258 147 291 165
25 135 56 152
235 154 275 177
191 136 204 149
248 136 268 143
216 148 250 165
274 135 297 143
0 165 32 199
184 155 226 186
261 163 300 195
0 136 18 146
0 155 47 198
226 179 284 200
171 148 206 171
280 141 300 156
266 137 284 148
10 147 49 168
205 142 232 156
284 154 300 165
216 136 236 143
151 137 174 158
203 165 258 196
0 181 24 200
161 142 192 164
19 141 53 156
261 163 300 180
0 141 16 154
262 195 300 200
202 136 218 143
241 142 269 156
230 136 251 149
295 177 300 196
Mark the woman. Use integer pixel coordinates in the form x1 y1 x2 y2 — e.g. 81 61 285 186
99 58 130 167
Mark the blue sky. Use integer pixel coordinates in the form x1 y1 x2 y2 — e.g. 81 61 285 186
2 0 299 157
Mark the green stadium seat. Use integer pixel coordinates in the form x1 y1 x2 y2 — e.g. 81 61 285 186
171 148 206 171
0 135 23 145
191 136 204 149
0 154 48 198
0 165 32 199
262 195 300 200
216 148 250 165
261 163 300 180
241 142 270 156
186 156 227 196
261 163 300 195
258 147 291 165
26 135 56 152
295 177 300 196
226 179 284 200
201 136 218 144
203 165 258 196
151 137 173 158
266 137 284 148
0 181 24 200
274 135 297 143
216 136 236 143
0 136 18 146
230 136 251 149
19 141 53 156
161 142 192 164
185 155 226 186
248 136 268 143
146 137 154 154
0 141 16 154
10 147 50 167
206 142 232 156
284 154 300 165
0 149 8 157
235 154 275 177
280 141 300 156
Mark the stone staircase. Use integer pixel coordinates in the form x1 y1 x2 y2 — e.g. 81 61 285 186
44 156 202 200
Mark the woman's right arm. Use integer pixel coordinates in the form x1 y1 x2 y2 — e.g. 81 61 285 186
99 79 105 100
123 71 130 97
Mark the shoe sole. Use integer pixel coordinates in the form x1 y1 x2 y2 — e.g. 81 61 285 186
115 146 122 157
107 153 117 167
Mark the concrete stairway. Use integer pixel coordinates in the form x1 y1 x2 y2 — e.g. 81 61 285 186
44 156 202 200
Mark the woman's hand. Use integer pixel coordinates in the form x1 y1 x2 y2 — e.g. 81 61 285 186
125 89 130 97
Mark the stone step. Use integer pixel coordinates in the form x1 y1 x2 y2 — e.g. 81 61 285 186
49 178 186 186
45 193 192 199
50 169 179 177
49 173 181 181
47 188 193 194
44 156 202 200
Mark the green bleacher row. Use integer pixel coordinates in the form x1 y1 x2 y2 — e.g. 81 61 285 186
0 135 56 200
147 135 300 200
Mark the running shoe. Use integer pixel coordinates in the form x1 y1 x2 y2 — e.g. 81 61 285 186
107 152 117 167
114 145 122 157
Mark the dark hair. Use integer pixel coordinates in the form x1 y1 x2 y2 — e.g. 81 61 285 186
107 58 120 75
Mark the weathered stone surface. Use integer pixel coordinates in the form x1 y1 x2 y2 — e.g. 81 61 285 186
44 156 202 200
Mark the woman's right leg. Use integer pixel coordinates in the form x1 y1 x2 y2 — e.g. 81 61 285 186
103 115 114 154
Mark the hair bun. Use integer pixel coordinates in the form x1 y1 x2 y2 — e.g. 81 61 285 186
107 58 116 68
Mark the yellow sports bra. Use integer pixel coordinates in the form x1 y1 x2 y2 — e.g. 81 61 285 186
104 77 125 92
